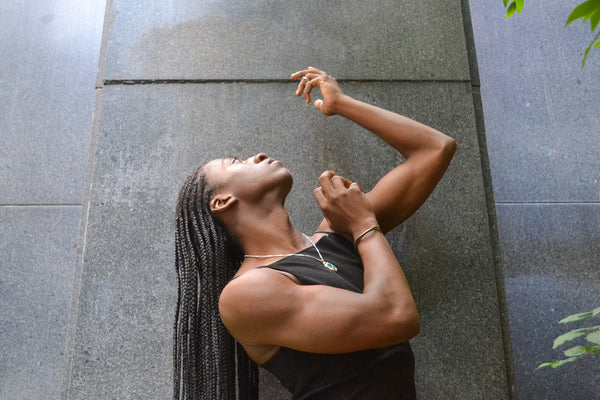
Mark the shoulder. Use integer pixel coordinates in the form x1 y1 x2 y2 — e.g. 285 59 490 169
219 268 299 336
220 268 288 307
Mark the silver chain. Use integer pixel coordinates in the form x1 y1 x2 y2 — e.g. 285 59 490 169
244 233 337 271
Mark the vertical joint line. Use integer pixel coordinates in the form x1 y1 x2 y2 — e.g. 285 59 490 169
460 1 517 399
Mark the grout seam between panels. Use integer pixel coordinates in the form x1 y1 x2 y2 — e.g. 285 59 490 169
0 204 80 207
460 0 517 399
62 71 106 400
103 78 472 85
496 201 600 205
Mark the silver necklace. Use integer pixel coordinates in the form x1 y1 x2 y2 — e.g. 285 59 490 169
244 233 338 272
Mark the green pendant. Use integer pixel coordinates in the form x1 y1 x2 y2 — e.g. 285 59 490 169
323 261 338 272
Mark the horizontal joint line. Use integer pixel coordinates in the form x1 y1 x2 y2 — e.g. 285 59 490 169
496 201 600 205
0 204 81 207
103 78 472 85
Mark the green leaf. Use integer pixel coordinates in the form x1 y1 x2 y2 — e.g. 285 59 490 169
506 2 517 19
586 330 600 344
536 357 581 370
582 30 600 67
566 0 600 27
553 330 587 348
552 358 579 368
589 6 600 30
594 40 600 48
536 361 558 370
503 0 510 7
559 308 600 323
515 0 524 13
559 311 592 323
564 345 589 357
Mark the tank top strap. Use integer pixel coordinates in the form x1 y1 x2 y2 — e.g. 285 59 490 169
313 230 353 245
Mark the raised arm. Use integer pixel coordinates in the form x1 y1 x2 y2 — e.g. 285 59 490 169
291 67 457 233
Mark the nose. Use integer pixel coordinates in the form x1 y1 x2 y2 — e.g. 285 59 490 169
248 153 268 163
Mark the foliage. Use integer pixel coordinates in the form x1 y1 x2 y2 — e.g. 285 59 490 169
536 307 600 370
503 0 600 67
503 0 524 18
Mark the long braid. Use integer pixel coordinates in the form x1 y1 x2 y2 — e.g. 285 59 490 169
174 167 258 399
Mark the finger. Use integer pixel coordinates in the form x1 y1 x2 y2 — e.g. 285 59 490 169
295 77 307 96
313 187 327 208
307 66 325 74
303 79 312 103
304 78 319 103
331 175 347 190
339 176 353 189
333 175 353 190
292 67 327 80
291 69 311 79
318 170 335 194
349 182 362 192
302 73 315 86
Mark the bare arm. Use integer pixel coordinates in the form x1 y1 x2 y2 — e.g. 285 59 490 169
220 173 419 353
292 67 457 232
219 67 448 355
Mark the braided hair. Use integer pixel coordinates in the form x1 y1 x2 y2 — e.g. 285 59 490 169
174 166 259 400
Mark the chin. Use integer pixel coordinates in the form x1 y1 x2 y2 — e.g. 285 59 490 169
279 169 294 196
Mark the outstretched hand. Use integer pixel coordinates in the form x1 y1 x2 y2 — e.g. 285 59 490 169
291 67 345 116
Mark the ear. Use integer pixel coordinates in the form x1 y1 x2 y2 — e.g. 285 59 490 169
210 193 237 214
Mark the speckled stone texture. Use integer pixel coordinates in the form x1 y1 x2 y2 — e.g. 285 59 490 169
470 0 600 202
496 204 600 399
64 82 508 399
0 206 80 399
0 0 105 204
103 0 470 80
470 0 600 398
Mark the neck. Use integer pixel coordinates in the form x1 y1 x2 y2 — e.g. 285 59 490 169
231 204 308 258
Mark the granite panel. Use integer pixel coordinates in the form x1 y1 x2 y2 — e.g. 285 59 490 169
0 0 105 204
0 206 80 399
470 0 600 202
496 204 600 399
65 82 507 399
103 0 469 81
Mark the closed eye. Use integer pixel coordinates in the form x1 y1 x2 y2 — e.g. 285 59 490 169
226 156 242 164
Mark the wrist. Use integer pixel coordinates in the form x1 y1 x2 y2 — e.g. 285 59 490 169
353 225 382 248
330 94 354 115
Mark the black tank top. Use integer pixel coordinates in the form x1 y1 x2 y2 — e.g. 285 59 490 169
259 232 416 400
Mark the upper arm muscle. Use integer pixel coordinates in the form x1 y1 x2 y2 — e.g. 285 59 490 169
316 143 455 234
366 144 455 233
219 269 407 354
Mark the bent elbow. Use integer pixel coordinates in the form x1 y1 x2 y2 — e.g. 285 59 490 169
386 304 421 343
407 313 421 339
397 312 421 342
428 137 456 174
440 137 457 161
447 137 457 154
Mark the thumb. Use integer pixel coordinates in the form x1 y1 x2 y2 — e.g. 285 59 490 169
314 99 323 111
